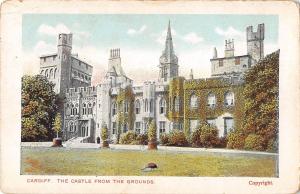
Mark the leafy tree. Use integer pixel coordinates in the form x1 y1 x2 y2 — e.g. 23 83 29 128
53 113 62 138
148 120 157 142
21 75 60 141
242 50 279 151
100 123 109 141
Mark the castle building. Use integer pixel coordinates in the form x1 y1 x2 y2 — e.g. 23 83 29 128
210 24 264 78
40 22 265 143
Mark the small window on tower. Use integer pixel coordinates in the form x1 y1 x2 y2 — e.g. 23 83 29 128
235 58 240 65
219 60 223 67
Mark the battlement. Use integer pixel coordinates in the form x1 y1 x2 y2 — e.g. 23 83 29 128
247 24 264 41
225 39 234 50
58 33 73 48
66 86 96 97
110 48 120 59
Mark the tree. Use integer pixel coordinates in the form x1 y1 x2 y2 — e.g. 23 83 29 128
53 113 62 138
242 50 279 151
147 120 157 150
100 123 109 148
21 75 60 142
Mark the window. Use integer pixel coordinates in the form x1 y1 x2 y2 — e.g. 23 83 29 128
124 101 129 113
189 120 199 133
82 103 87 115
224 91 234 106
135 100 140 114
159 98 166 114
144 99 148 112
207 118 216 127
135 122 141 134
219 60 223 67
45 69 49 78
190 94 198 109
112 102 117 116
88 103 92 115
69 122 74 132
207 93 216 107
173 122 183 130
112 122 116 134
235 58 240 65
150 99 154 113
174 96 180 112
54 68 57 78
71 104 75 115
40 70 44 75
50 69 53 78
224 118 234 136
123 123 128 133
159 121 166 133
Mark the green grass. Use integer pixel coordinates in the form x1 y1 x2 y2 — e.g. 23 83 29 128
21 147 277 177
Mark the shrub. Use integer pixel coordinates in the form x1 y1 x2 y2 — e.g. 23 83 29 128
159 133 170 145
168 130 188 147
100 124 109 141
190 128 202 147
244 134 264 151
148 120 157 142
226 131 245 149
217 136 228 148
199 124 219 148
136 133 148 145
120 130 137 145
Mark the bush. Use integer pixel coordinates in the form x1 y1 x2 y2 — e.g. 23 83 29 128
227 131 245 149
159 133 170 145
190 128 202 147
199 124 219 148
168 130 188 147
244 134 264 151
217 136 227 148
100 124 109 141
120 130 137 145
136 133 148 145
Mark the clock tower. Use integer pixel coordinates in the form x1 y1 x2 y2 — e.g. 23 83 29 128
159 21 179 83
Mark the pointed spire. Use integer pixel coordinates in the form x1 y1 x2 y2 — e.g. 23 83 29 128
189 69 194 79
160 20 177 64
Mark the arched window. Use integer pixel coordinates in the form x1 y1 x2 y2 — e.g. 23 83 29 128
190 94 198 109
40 70 44 75
124 101 129 113
224 91 234 106
174 96 180 112
45 69 49 78
71 104 75 115
207 93 216 107
49 68 53 78
54 68 57 79
150 99 154 113
112 102 117 116
159 98 166 114
135 100 140 114
82 103 87 115
88 103 92 115
144 99 148 112
69 122 74 132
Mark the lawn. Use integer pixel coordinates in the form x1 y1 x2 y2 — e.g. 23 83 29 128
21 147 277 177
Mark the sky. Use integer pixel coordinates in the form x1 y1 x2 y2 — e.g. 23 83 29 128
22 14 278 85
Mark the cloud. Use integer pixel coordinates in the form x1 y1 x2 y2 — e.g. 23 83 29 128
38 23 71 36
215 26 244 40
182 32 203 44
127 25 147 36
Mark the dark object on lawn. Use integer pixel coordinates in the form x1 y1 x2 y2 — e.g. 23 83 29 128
141 162 158 171
51 138 63 147
97 137 100 144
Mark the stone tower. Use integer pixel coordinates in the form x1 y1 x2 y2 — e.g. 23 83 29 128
225 39 234 58
247 23 264 64
159 21 178 83
57 33 73 97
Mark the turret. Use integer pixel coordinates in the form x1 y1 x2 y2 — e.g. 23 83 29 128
213 47 218 59
189 69 194 79
247 23 264 64
57 33 72 61
225 39 234 58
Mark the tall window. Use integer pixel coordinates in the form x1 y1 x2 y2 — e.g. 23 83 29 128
219 59 223 67
207 93 216 107
112 122 116 134
135 100 140 114
159 121 166 133
124 101 129 113
144 99 148 112
190 94 198 109
123 123 128 133
224 118 234 136
224 91 234 106
189 120 199 133
112 102 117 116
174 96 180 112
53 68 57 79
71 104 75 115
49 69 53 78
82 103 87 115
150 99 154 113
45 69 49 78
159 98 166 114
69 122 74 132
88 103 93 115
135 122 141 134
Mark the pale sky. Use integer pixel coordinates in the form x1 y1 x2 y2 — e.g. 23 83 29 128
22 14 278 85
